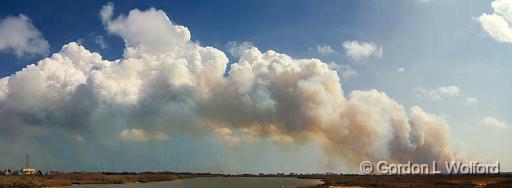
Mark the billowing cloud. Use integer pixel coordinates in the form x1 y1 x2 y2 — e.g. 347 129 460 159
315 45 335 56
491 0 512 22
477 13 512 43
397 67 405 73
342 40 383 61
0 77 8 101
0 14 49 57
101 3 192 56
0 3 457 170
477 0 512 43
481 117 506 129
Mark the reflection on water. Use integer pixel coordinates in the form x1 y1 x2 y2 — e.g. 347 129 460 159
72 177 323 188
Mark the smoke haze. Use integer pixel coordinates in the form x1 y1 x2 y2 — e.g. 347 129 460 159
0 3 457 172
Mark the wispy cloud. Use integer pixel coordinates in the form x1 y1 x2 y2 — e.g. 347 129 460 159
329 63 358 81
214 128 241 145
227 41 255 57
119 129 169 142
94 35 107 49
416 85 461 100
315 44 335 56
416 85 480 106
464 97 479 105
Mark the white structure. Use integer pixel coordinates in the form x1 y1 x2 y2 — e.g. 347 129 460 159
22 153 36 175
22 168 36 175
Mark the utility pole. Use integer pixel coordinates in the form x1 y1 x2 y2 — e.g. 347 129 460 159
26 153 29 168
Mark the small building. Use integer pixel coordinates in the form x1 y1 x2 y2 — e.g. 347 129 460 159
22 154 36 175
22 168 36 175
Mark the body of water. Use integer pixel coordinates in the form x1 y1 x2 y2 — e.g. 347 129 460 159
72 177 323 188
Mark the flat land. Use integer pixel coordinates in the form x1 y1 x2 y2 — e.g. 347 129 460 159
2 173 512 187
306 174 512 187
0 172 195 188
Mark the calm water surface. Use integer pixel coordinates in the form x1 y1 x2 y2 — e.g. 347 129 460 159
72 177 323 188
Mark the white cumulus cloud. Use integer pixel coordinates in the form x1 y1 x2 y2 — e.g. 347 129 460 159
492 0 512 22
481 117 506 129
101 3 192 56
476 0 512 43
0 77 8 101
0 14 49 57
342 40 383 61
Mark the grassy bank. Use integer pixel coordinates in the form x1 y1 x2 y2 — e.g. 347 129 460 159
5 172 511 188
304 174 512 187
0 172 194 188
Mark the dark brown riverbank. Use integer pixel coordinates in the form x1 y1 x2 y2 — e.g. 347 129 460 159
3 172 512 188
305 174 512 187
0 172 195 188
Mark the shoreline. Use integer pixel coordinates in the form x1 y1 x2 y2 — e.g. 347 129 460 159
3 173 512 187
0 172 194 187
0 172 322 187
306 174 512 187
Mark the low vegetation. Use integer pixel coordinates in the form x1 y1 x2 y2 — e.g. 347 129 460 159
0 172 193 188
3 172 512 188
304 174 512 188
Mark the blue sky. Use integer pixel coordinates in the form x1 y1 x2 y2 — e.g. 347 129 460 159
0 0 510 173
